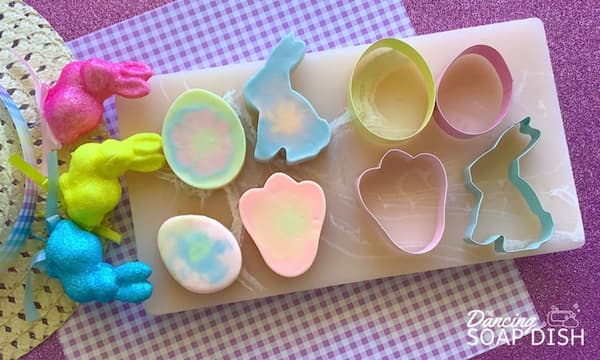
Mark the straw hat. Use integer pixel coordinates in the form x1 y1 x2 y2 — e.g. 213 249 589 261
0 1 108 358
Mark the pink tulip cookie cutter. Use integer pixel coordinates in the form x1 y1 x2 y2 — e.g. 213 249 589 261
435 45 513 138
356 149 448 254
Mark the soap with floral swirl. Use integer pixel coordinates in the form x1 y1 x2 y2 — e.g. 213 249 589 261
244 34 330 165
162 89 246 189
157 215 242 294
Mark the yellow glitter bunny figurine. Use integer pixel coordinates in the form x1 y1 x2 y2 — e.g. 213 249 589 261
59 133 165 229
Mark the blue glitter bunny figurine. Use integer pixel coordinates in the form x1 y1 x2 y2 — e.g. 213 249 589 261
44 219 152 303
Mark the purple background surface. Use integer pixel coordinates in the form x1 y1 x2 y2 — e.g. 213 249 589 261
23 0 599 358
402 2 599 359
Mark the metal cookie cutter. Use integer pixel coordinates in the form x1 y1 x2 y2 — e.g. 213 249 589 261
435 45 513 138
348 39 436 143
356 149 448 254
464 117 554 252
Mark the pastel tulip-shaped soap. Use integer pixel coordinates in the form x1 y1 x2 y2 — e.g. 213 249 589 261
239 173 326 277
162 89 246 189
157 215 242 294
244 34 331 165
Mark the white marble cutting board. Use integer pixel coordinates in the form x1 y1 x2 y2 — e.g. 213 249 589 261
116 18 584 315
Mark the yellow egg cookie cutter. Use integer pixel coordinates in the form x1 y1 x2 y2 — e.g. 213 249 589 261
348 38 435 142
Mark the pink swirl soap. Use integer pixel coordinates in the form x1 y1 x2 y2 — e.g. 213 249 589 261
239 173 326 277
162 89 246 189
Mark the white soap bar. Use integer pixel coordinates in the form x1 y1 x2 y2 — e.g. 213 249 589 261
157 215 242 294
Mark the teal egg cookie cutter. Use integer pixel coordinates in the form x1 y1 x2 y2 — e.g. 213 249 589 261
464 117 554 252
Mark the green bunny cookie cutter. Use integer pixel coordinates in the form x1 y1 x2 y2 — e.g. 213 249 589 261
464 117 554 252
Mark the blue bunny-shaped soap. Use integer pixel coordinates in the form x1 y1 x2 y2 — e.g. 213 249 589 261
45 219 152 303
244 34 331 165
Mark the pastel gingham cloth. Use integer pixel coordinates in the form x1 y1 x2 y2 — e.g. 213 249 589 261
60 1 539 359
0 85 37 270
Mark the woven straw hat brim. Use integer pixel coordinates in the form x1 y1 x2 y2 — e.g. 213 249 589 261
0 1 109 358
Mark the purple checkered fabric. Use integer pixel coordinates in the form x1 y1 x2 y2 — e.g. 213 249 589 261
60 1 538 359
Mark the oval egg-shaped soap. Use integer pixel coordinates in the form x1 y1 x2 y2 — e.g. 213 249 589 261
157 215 242 294
162 89 246 189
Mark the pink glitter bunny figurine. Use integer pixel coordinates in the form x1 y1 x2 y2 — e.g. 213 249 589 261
43 59 153 145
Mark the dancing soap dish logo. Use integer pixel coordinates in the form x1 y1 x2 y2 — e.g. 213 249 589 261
532 304 585 346
466 304 585 347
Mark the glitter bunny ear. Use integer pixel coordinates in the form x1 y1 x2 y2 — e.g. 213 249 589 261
122 133 165 172
81 59 152 98
114 61 153 98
